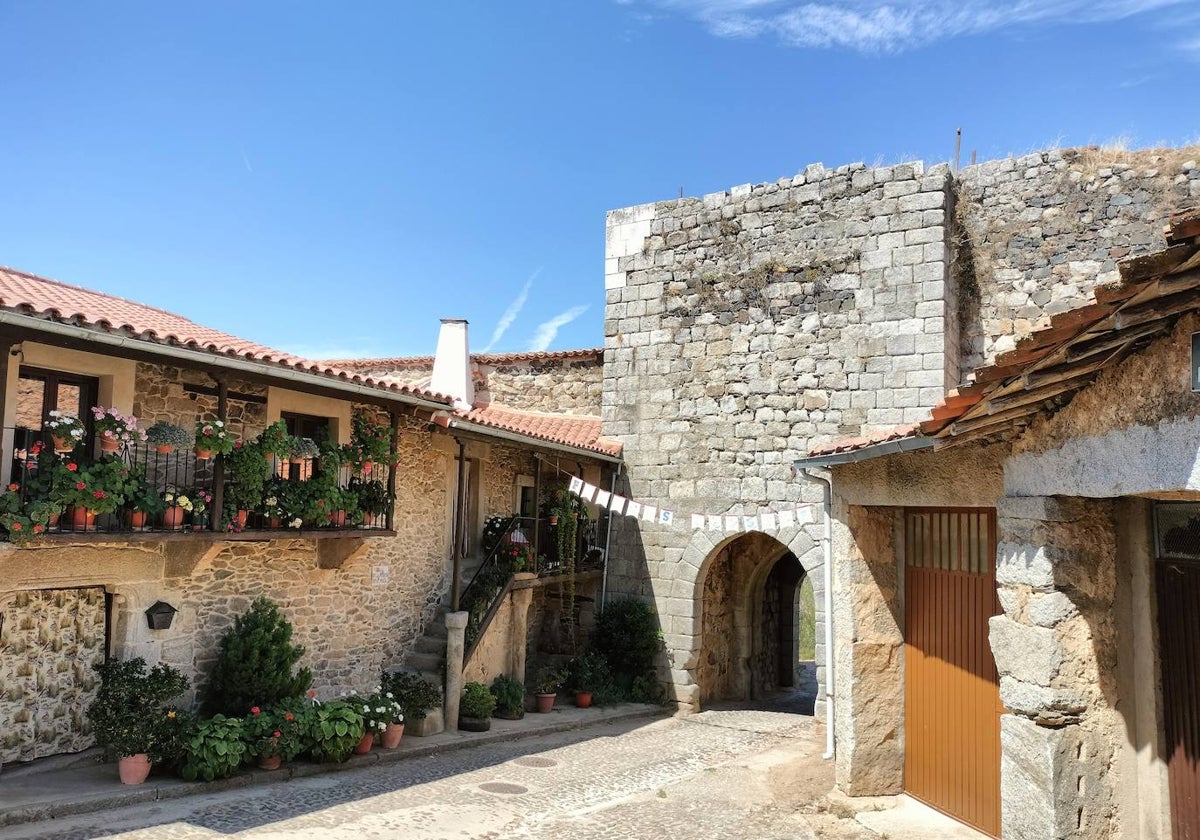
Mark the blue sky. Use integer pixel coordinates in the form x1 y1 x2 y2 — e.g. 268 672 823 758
1 1 1194 359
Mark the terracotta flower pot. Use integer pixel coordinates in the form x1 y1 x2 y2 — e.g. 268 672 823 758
118 753 151 785
155 444 174 455
257 753 282 771
575 691 593 709
52 434 72 453
100 437 120 453
549 514 559 525
47 510 62 531
381 722 405 749
328 510 347 528
125 509 149 530
234 509 249 529
361 461 374 475
66 506 96 532
535 693 556 713
195 448 214 460
162 505 185 530
353 732 374 755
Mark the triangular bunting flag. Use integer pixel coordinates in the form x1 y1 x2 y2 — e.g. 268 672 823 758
691 514 705 530
743 515 759 531
626 501 642 518
609 495 627 515
642 505 658 523
579 482 598 503
569 476 584 495
707 515 723 532
723 515 739 531
797 506 814 524
659 509 674 525
761 512 777 530
595 489 611 507
778 509 795 528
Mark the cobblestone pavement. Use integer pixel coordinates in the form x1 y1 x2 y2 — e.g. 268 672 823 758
4 706 872 840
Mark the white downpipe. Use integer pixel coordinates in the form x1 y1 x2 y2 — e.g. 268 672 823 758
802 468 835 761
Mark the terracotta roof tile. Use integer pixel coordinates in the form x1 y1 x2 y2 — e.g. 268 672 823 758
0 266 451 405
462 403 622 457
325 349 603 368
806 424 923 457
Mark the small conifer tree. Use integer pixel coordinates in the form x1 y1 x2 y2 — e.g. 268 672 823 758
203 597 313 716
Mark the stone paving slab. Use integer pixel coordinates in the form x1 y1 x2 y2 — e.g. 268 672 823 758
0 702 663 830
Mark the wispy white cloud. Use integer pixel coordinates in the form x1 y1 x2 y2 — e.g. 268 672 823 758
622 0 1185 52
483 268 540 352
528 305 589 352
279 340 388 362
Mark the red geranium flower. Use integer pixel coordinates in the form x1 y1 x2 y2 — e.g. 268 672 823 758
250 706 261 715
75 481 86 490
33 524 43 533
272 730 281 738
8 483 19 492
306 689 316 698
11 522 22 531
284 712 294 721
93 490 106 499
66 463 78 472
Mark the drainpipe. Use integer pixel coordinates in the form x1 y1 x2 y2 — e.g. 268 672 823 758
600 462 622 609
801 467 835 761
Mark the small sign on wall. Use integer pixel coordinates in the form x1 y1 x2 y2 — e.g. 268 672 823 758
371 565 390 586
1192 332 1200 391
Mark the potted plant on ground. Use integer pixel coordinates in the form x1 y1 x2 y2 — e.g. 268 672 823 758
91 407 148 453
179 714 246 782
490 674 526 720
306 699 366 763
50 458 129 531
381 671 442 736
194 418 235 459
375 691 406 748
347 694 390 754
86 657 189 784
44 410 85 452
243 704 304 770
459 682 495 732
533 667 564 714
145 421 192 455
567 652 610 709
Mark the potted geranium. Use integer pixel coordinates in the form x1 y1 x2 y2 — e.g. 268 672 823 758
193 419 235 459
224 440 270 529
50 458 130 531
243 704 304 770
91 407 147 453
348 411 394 475
87 657 189 784
255 419 294 463
459 682 496 732
44 410 85 452
533 667 564 714
350 478 391 528
375 691 405 748
0 483 52 545
123 467 166 531
160 486 208 530
145 421 192 455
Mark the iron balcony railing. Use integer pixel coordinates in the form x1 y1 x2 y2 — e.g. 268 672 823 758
4 428 393 537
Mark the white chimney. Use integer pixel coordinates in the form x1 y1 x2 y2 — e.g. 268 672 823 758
430 318 474 410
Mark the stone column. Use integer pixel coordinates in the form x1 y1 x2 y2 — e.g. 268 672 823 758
508 574 537 683
992 496 1120 840
443 611 469 731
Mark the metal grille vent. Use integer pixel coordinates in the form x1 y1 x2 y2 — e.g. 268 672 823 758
1154 503 1200 561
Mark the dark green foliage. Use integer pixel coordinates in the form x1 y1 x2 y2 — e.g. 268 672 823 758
381 670 442 722
179 714 246 781
87 657 189 761
566 651 610 693
460 682 495 719
592 598 662 680
306 700 365 763
203 598 313 716
490 675 525 719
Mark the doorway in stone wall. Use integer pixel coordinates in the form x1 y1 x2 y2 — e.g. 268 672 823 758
696 532 815 713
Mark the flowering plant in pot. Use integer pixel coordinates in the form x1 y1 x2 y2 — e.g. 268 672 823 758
49 458 129 530
86 657 189 784
91 407 147 452
123 467 166 530
347 692 396 753
255 419 294 462
144 421 192 454
459 682 496 732
566 651 610 709
194 419 235 459
381 670 442 731
348 410 394 475
243 704 305 770
373 690 406 748
161 486 207 530
44 410 85 451
349 477 390 528
0 483 53 545
224 440 270 529
533 667 564 713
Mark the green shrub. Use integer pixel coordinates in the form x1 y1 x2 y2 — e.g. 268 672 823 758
203 597 313 716
490 675 525 719
460 682 496 719
306 700 365 763
179 714 246 781
533 667 564 695
566 652 610 694
592 598 662 680
87 658 189 761
243 703 306 762
381 670 442 722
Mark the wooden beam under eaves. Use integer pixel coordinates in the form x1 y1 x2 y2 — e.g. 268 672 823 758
1114 286 1200 331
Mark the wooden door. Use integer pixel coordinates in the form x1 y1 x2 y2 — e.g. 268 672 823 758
1157 559 1200 839
904 508 1002 838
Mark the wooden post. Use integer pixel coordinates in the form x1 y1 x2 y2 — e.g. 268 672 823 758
385 411 400 532
0 341 13 479
210 380 227 531
451 438 467 612
532 454 542 568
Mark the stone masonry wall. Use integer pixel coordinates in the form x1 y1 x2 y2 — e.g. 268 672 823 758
956 146 1200 371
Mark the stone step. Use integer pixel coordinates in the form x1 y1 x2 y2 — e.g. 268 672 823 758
406 651 444 673
414 635 445 655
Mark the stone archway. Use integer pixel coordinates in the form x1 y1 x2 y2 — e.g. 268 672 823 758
693 532 810 707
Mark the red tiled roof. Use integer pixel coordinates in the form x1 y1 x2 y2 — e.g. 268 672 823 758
805 206 1200 460
462 403 622 457
325 348 604 368
0 265 451 405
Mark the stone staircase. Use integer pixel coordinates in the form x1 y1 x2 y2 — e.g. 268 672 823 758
406 606 448 682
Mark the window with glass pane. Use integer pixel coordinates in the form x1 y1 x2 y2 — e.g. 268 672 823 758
281 412 331 481
11 366 98 479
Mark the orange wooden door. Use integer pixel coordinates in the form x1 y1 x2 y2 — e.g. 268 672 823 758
904 508 1002 838
1157 559 1200 840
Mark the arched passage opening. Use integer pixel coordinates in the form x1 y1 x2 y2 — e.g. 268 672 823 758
695 532 816 711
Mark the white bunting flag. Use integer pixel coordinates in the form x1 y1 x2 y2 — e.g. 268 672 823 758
659 509 674 525
625 501 642 519
595 489 611 508
690 514 705 530
569 476 583 495
778 509 795 528
609 495 627 515
761 512 777 530
797 505 814 524
743 515 759 531
724 515 739 531
579 482 598 503
707 515 723 532
642 505 658 523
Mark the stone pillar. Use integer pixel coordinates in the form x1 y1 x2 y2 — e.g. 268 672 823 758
508 575 536 683
993 496 1120 840
443 611 468 731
